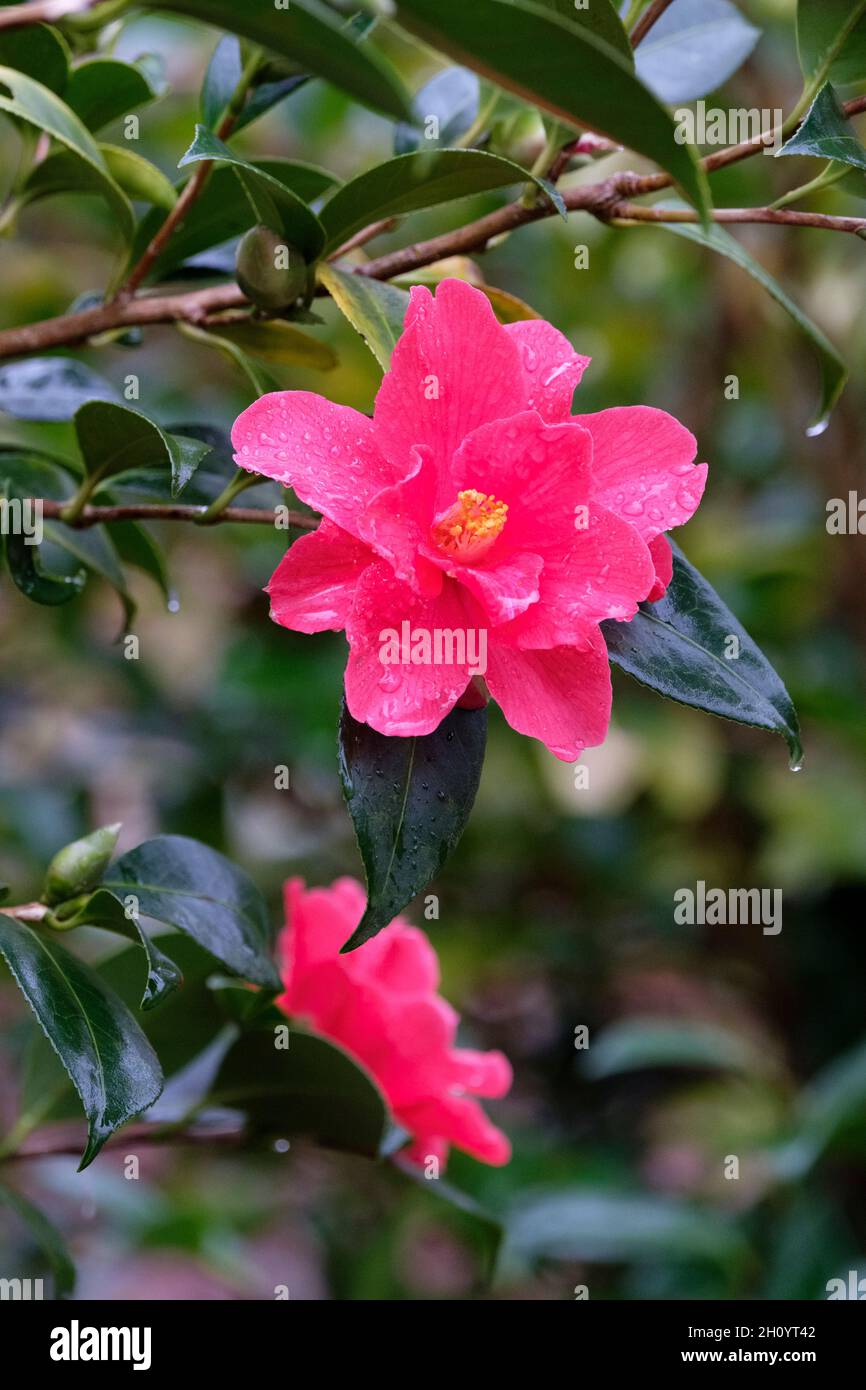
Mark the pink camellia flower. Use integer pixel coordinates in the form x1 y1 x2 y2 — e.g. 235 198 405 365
278 876 512 1168
232 279 707 760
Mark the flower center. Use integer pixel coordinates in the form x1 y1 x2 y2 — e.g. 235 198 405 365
430 489 508 563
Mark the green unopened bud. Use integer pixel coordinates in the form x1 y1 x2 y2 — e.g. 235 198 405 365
45 893 94 930
42 823 121 907
235 226 307 311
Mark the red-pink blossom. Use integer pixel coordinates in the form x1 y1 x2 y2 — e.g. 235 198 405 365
232 279 707 759
277 877 512 1168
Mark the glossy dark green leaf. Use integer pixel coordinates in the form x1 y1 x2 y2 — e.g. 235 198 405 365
319 147 563 255
394 66 480 154
652 210 847 434
74 400 212 498
127 160 337 283
798 0 866 87
201 34 242 128
0 913 163 1168
53 888 183 1011
0 65 133 238
318 264 409 369
532 0 632 60
153 0 413 120
100 835 280 991
109 520 173 607
338 700 488 952
391 0 710 219
19 935 229 1133
634 0 760 104
603 542 802 765
42 518 135 628
505 1189 749 1268
64 57 156 132
211 1027 389 1157
778 81 866 170
0 1182 75 1297
179 125 326 259
1 480 86 605
0 23 69 94
0 357 119 422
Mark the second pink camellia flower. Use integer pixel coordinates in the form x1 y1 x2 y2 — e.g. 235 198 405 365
232 279 707 760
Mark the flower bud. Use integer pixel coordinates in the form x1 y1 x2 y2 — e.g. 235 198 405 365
235 226 307 311
42 824 121 907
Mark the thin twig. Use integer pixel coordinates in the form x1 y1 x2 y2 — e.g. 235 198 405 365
610 202 866 234
38 499 317 529
630 0 676 48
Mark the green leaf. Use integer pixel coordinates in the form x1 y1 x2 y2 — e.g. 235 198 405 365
603 542 802 766
0 357 119 422
318 263 409 369
531 0 632 61
200 318 337 370
0 65 133 239
109 520 173 607
1 481 86 605
74 400 212 499
53 888 183 1011
652 209 847 434
581 1017 763 1080
505 1189 749 1269
319 148 563 255
338 700 488 952
201 34 242 127
0 1182 75 1297
0 913 163 1168
127 160 338 283
100 143 178 210
179 125 326 260
798 0 866 88
153 0 413 121
0 23 69 94
42 520 135 628
391 0 710 220
783 1038 866 1173
64 57 156 132
395 66 481 154
777 82 866 171
210 1027 389 1158
100 835 280 991
634 0 760 104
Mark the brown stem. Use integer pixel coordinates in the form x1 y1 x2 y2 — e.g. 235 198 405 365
3 91 866 362
611 202 866 234
0 0 94 28
5 1120 247 1161
1 902 48 922
630 0 676 48
38 499 318 529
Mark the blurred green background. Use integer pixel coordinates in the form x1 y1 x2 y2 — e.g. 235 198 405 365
2 0 866 1299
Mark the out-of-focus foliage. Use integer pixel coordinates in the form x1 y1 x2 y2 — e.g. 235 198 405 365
1 0 866 1299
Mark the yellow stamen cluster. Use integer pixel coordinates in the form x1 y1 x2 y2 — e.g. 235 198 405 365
431 489 508 561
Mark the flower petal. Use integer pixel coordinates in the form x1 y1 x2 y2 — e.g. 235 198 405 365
267 519 373 633
646 533 673 602
454 551 543 627
357 445 443 596
400 1094 512 1166
505 319 591 422
373 280 524 478
575 405 707 541
232 390 396 538
344 562 480 736
485 630 612 760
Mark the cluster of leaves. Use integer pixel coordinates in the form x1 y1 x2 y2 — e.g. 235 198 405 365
0 826 392 1177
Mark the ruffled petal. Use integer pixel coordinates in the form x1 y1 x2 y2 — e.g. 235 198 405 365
454 551 543 627
344 562 481 737
372 280 525 479
575 405 707 542
232 390 396 538
485 630 612 760
504 319 590 422
399 1094 512 1166
267 519 373 633
646 533 674 602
